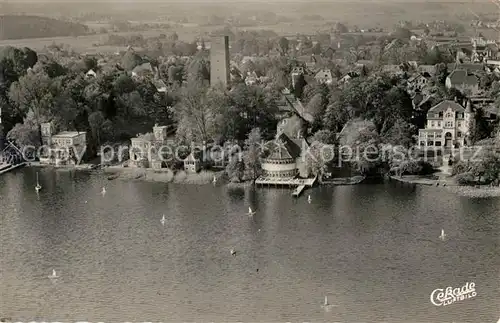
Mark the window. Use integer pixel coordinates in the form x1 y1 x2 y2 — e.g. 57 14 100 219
458 122 462 127
457 132 462 138
431 121 435 127
445 121 453 128
439 112 443 118
446 112 453 118
420 141 425 146
435 141 442 146
427 141 434 146
436 133 442 138
438 122 441 127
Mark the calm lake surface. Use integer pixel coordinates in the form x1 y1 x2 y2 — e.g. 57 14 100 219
1 168 499 323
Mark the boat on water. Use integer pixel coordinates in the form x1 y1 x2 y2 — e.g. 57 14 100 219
35 172 42 192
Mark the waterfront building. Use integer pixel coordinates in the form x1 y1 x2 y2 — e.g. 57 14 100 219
259 116 310 181
39 122 87 165
417 100 473 149
183 150 203 173
129 124 175 168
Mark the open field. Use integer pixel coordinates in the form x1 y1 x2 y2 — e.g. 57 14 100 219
0 1 498 52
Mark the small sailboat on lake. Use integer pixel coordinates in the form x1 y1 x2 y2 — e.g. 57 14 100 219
161 214 166 225
101 187 106 195
439 229 446 241
35 172 42 192
48 269 58 279
248 207 255 217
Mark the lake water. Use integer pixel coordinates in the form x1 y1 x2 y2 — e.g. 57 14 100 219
1 168 499 323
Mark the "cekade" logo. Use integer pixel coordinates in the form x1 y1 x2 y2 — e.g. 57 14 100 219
430 282 477 306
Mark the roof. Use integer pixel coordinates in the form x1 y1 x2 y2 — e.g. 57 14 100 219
52 131 85 138
184 150 203 161
450 63 484 73
314 69 333 80
428 100 465 114
418 65 435 75
408 73 430 83
132 62 153 75
266 133 302 160
277 115 304 139
447 70 479 86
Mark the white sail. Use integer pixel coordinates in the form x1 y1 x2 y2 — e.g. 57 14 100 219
248 207 252 214
324 296 328 306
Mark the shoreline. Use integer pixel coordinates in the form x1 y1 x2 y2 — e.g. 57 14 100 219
24 164 500 197
390 175 500 198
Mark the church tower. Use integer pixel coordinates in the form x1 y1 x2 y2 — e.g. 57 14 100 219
210 35 230 88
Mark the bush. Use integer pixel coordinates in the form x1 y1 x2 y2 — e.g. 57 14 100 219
452 160 470 176
456 172 476 185
399 160 434 175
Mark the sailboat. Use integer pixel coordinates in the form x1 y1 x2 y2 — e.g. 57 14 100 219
101 187 106 195
248 207 255 216
161 214 166 225
439 229 446 241
230 249 236 256
321 295 335 311
35 172 42 192
308 195 312 203
212 176 217 184
48 269 58 279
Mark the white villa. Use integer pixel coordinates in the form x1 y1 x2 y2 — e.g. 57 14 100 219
418 100 473 149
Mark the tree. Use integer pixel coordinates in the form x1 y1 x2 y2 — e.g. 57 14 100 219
121 51 142 71
225 155 245 182
312 129 337 145
6 113 40 148
469 108 492 144
305 140 334 183
278 37 289 56
9 72 53 134
392 27 411 41
83 57 98 71
312 42 322 55
243 127 263 183
88 111 105 145
175 81 217 143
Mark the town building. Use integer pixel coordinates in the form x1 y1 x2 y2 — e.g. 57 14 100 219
129 124 175 168
445 70 480 95
183 150 203 173
407 73 431 94
291 66 305 88
85 69 97 78
39 122 87 165
314 69 333 85
417 100 473 149
210 35 230 88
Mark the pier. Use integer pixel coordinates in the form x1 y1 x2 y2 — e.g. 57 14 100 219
0 162 26 175
292 185 306 197
255 176 317 197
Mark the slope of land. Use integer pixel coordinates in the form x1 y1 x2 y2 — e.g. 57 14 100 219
0 15 89 40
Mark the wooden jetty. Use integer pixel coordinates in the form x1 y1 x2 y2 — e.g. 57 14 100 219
255 176 317 197
292 185 306 197
0 162 26 175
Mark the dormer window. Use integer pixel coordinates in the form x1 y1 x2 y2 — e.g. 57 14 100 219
439 112 443 118
446 112 453 118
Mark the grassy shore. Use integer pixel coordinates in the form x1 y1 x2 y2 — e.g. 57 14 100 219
103 166 226 185
390 175 500 198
